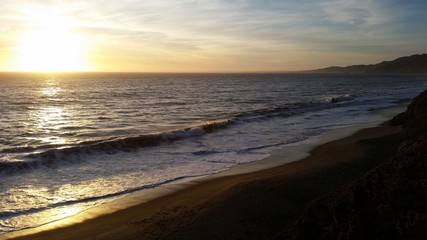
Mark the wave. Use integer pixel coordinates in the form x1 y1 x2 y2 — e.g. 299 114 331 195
237 135 309 153
234 94 354 122
0 93 360 174
0 120 232 174
0 174 205 223
323 94 354 103
235 102 313 121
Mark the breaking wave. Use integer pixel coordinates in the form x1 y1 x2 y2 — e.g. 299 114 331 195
0 120 232 174
0 93 367 174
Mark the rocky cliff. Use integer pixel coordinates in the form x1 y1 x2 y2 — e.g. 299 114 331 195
278 90 427 240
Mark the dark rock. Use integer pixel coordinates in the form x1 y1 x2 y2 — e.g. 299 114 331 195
403 89 427 134
277 88 427 240
390 112 408 126
278 135 427 240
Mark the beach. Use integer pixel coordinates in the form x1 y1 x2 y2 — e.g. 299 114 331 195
0 1 426 238
3 118 404 240
1 73 425 239
2 73 424 235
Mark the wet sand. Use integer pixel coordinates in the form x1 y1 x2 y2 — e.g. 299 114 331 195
4 121 403 240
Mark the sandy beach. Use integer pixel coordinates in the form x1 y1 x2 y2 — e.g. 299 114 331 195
2 118 405 240
0 0 426 238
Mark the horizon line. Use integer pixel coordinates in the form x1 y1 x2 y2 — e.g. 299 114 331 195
0 70 312 74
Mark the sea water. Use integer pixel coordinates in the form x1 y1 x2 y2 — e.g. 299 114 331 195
0 72 425 233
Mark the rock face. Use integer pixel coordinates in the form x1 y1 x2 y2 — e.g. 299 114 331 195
403 89 427 133
391 88 427 135
279 90 427 240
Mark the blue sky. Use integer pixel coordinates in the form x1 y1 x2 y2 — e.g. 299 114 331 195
0 0 426 72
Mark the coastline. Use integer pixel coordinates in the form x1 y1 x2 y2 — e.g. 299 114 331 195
2 105 407 240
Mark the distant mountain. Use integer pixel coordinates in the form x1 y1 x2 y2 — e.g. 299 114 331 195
310 54 427 74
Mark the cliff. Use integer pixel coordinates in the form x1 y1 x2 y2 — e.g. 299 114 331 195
278 90 427 240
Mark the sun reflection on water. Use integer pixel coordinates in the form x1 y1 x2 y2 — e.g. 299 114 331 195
36 106 66 128
31 78 69 145
52 206 84 220
41 85 62 97
40 78 63 98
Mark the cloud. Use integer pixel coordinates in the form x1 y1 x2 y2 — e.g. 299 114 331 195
1 0 426 71
319 0 393 26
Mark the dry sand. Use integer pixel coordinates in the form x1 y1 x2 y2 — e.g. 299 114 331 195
3 122 403 240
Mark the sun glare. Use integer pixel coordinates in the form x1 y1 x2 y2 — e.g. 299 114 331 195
15 9 87 72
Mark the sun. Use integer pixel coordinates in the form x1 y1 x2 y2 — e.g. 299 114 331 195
14 9 88 72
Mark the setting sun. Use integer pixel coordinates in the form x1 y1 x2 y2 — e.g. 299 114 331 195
14 9 87 72
0 1 427 239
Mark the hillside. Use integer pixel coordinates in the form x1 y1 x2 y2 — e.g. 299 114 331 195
311 54 427 74
278 89 427 240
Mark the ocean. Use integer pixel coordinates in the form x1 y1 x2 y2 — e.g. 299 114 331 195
0 72 426 233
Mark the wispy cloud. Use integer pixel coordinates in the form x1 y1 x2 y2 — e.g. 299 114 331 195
319 0 392 25
1 0 426 71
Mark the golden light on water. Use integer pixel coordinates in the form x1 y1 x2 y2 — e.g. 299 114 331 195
14 8 88 72
52 206 84 220
33 106 68 145
31 79 68 145
41 79 63 97
36 106 65 128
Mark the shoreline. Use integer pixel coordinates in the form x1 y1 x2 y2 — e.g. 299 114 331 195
3 105 407 240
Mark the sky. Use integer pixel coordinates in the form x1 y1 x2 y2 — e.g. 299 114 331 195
0 0 426 72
